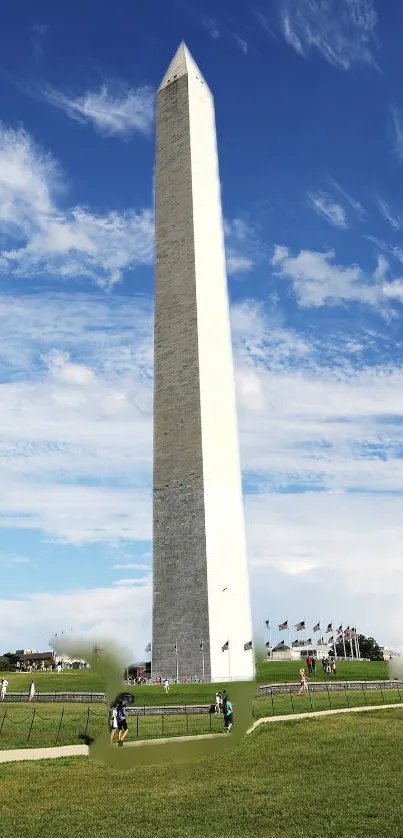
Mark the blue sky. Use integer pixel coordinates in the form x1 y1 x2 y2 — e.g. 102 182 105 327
0 0 402 659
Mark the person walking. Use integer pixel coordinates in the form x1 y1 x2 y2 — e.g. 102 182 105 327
29 681 35 702
306 655 312 675
299 667 309 694
116 700 129 746
215 692 221 714
163 678 169 694
223 695 233 732
1 677 8 700
108 702 118 744
311 656 316 675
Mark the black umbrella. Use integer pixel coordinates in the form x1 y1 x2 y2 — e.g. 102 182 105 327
113 691 135 706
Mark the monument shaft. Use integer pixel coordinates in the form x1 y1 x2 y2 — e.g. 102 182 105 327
152 43 254 682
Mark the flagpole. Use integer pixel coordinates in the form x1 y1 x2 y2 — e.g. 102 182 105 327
349 631 354 659
287 624 291 659
342 627 347 660
333 622 337 660
354 628 360 659
304 618 307 653
175 639 179 683
268 619 272 658
202 641 205 682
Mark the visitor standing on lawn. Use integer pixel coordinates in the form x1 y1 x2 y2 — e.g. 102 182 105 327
222 695 233 732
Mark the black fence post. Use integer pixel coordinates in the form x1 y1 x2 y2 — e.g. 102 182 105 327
290 688 295 714
344 684 350 707
55 709 64 745
380 682 385 703
26 709 36 747
209 712 212 732
362 684 367 705
84 707 90 738
162 714 164 737
136 715 139 739
308 687 313 712
0 711 6 736
271 689 274 716
186 712 189 735
326 683 331 709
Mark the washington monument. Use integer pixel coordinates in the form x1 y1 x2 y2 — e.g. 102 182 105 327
152 43 254 683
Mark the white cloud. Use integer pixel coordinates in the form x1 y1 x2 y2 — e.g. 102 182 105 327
0 291 403 650
307 191 348 228
271 245 403 308
226 253 254 274
42 82 154 139
0 122 153 287
391 105 403 162
224 217 258 275
280 0 378 70
0 583 152 659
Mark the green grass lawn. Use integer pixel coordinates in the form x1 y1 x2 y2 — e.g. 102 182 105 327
1 709 403 837
1 683 402 750
2 659 390 706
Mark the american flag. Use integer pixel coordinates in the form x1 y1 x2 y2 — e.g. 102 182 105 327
295 620 305 631
278 620 288 631
306 638 312 645
265 619 270 628
145 642 151 653
328 636 334 643
326 623 332 633
244 640 253 651
313 622 320 632
198 642 204 653
173 642 178 655
337 625 343 634
221 641 229 652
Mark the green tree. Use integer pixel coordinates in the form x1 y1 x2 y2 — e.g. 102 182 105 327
2 651 19 670
335 634 383 660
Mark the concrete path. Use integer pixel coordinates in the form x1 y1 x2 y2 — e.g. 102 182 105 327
0 744 89 763
248 701 403 732
0 702 402 764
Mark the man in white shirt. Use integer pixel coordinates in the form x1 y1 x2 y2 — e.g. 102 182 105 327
0 678 8 700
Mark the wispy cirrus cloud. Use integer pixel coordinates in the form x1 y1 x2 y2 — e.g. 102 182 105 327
41 81 154 139
224 217 260 275
329 179 366 218
390 104 403 162
202 16 220 39
0 122 153 288
307 191 348 228
279 0 378 70
233 34 249 54
377 198 401 231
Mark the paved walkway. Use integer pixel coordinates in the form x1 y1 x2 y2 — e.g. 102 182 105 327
1 702 402 764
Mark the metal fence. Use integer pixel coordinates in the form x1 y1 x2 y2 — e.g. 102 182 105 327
1 682 403 748
0 706 223 748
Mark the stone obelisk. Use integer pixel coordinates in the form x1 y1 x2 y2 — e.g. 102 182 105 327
152 42 254 683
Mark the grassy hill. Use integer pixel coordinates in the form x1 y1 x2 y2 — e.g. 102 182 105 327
0 708 402 837
2 659 389 705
